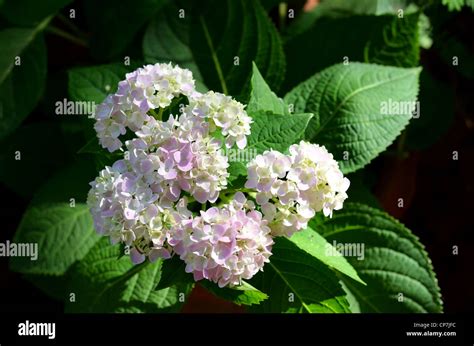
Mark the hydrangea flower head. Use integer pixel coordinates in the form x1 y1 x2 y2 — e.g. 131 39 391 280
246 141 350 237
168 193 273 287
87 62 350 288
93 63 196 152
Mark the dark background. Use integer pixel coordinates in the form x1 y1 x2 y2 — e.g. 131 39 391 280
0 0 473 314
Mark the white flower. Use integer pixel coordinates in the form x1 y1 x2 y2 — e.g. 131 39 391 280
245 150 290 192
245 141 350 237
93 63 196 152
185 91 252 149
87 157 193 264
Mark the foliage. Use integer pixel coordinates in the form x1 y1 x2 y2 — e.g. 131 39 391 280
1 0 454 313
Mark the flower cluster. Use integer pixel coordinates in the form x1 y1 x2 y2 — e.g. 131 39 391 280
186 91 252 149
169 192 273 287
125 133 229 206
88 62 349 287
93 62 252 154
87 159 193 263
87 157 272 285
94 63 196 152
246 141 350 237
88 63 263 286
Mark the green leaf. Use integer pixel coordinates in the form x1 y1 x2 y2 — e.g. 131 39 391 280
77 136 104 155
155 255 193 290
283 0 411 45
249 237 351 313
289 227 365 285
283 10 420 92
0 0 71 26
0 27 47 138
68 63 141 103
66 238 192 313
463 0 474 9
311 203 443 312
247 111 313 159
0 17 49 85
364 11 420 68
9 203 100 276
200 280 268 306
83 0 166 60
442 0 466 11
227 161 248 184
340 280 362 313
77 136 124 171
417 12 433 49
30 159 97 205
284 13 372 90
310 0 409 16
189 0 285 97
284 62 421 173
247 62 288 115
143 0 207 92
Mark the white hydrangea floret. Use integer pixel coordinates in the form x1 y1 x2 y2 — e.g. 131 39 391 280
246 141 350 237
93 63 196 152
186 91 252 149
87 160 193 264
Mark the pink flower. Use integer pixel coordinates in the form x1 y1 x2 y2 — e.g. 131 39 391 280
169 194 273 287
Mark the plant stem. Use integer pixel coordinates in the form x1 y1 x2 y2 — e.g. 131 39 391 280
247 191 257 199
199 16 229 95
224 187 254 195
46 25 88 47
